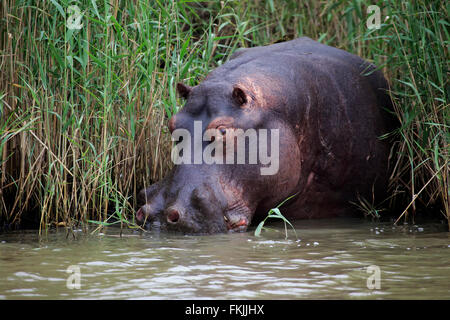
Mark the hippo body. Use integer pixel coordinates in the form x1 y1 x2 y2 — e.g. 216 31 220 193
137 37 393 234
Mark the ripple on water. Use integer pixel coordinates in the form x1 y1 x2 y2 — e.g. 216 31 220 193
0 220 449 299
226 290 259 299
12 271 63 283
5 287 45 298
83 261 131 268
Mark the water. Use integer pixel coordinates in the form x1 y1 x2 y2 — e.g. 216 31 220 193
0 218 449 299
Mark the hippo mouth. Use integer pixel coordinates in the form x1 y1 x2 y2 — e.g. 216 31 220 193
224 214 249 232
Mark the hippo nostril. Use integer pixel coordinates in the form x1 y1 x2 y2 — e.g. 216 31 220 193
136 204 157 225
167 209 180 224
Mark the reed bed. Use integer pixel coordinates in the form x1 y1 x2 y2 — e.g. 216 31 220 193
0 0 448 231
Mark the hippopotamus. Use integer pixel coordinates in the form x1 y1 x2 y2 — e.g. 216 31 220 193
136 37 393 234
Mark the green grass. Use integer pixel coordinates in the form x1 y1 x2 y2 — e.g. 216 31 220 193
0 0 448 232
255 193 299 239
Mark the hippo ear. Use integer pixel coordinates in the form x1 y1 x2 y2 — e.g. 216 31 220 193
176 82 192 99
232 86 248 106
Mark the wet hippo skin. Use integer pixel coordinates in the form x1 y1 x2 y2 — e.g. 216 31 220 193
136 37 393 234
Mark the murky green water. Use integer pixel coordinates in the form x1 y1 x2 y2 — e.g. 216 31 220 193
0 218 448 299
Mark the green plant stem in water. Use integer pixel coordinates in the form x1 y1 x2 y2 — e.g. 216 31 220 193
255 193 299 239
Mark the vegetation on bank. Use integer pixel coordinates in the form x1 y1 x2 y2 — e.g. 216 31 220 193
0 0 448 231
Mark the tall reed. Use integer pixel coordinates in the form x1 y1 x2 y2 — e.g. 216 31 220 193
0 0 448 231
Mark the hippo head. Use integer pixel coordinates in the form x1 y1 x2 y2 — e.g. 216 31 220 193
136 80 300 234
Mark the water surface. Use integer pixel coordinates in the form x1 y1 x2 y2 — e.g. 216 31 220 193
0 218 449 299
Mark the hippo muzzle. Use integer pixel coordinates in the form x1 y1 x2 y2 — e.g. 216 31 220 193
136 165 256 234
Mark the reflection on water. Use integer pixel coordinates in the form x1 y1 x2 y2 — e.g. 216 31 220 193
0 218 449 299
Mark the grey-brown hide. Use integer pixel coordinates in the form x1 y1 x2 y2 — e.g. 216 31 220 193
136 37 393 234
